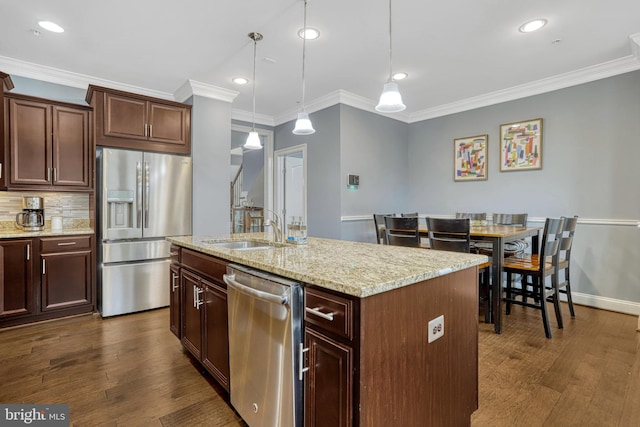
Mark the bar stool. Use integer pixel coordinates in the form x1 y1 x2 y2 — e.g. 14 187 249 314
373 213 395 244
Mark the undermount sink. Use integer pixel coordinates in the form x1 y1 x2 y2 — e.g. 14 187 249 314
204 240 281 251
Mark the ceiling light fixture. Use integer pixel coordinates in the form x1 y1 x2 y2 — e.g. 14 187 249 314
38 20 64 33
519 18 547 33
392 72 408 81
244 32 263 150
232 77 249 85
375 0 406 113
293 0 315 135
298 27 320 40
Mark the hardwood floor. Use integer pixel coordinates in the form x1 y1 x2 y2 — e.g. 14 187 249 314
1 304 638 426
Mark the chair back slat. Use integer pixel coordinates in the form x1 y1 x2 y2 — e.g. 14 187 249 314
540 217 565 268
493 213 528 226
401 212 419 218
373 213 395 244
426 217 471 253
385 216 420 248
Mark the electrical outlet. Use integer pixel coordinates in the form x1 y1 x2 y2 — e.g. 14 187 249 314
428 315 445 343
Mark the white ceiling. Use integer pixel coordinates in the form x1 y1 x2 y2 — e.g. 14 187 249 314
1 0 640 126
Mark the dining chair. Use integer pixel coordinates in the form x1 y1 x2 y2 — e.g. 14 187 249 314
384 216 422 248
477 213 530 256
426 217 492 322
549 215 578 328
455 212 487 252
373 213 395 244
502 217 565 339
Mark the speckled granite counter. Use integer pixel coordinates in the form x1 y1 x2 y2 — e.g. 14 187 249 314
167 233 488 298
0 228 95 239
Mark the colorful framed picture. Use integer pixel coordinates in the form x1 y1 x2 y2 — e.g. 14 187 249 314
454 134 488 181
499 118 542 171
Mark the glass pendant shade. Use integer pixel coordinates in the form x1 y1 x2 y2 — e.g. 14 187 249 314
375 81 406 113
244 131 262 150
292 112 315 135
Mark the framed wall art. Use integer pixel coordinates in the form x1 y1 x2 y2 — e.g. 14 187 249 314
499 118 542 171
454 134 488 181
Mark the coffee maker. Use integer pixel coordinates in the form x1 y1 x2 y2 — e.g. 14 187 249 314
15 196 45 231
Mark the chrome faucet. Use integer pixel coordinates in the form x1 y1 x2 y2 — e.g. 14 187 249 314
263 208 283 243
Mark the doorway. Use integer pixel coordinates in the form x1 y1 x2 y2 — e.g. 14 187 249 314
274 144 307 230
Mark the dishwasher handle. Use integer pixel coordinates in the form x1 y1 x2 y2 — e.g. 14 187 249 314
223 273 289 306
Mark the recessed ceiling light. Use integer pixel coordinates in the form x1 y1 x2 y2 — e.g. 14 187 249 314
519 19 547 33
392 72 408 81
38 20 64 33
232 77 249 85
298 27 320 40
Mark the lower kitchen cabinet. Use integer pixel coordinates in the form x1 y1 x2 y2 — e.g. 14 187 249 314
169 263 181 338
179 249 230 391
304 328 353 427
0 235 95 328
0 239 34 318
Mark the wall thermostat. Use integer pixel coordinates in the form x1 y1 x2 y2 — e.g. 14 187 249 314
348 174 360 188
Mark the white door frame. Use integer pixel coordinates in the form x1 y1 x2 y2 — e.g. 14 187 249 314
274 144 307 226
230 124 274 214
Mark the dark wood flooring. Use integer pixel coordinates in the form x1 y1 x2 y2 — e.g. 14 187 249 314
1 304 638 426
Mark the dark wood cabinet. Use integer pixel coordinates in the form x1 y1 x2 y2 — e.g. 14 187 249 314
40 236 92 312
87 85 191 155
178 249 230 392
0 71 14 188
3 93 92 191
0 239 34 318
1 235 96 329
304 287 355 427
169 245 181 338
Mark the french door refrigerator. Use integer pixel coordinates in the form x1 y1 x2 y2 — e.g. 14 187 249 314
97 147 192 317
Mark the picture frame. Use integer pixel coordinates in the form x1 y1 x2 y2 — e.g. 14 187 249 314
454 134 488 181
499 118 542 171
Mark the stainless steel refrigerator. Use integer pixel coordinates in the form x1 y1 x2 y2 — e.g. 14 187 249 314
97 147 192 317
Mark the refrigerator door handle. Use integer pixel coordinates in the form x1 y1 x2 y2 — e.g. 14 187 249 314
144 161 150 228
136 161 142 228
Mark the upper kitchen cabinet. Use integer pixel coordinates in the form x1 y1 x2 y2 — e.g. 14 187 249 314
0 71 14 188
86 85 191 155
2 93 93 192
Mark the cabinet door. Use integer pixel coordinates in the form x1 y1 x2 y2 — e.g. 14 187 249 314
53 106 91 188
304 328 353 427
0 240 34 318
202 279 230 391
169 264 181 338
8 98 51 186
148 102 189 146
103 93 147 140
41 250 91 311
181 270 203 359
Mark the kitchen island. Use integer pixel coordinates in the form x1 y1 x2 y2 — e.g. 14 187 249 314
168 233 487 427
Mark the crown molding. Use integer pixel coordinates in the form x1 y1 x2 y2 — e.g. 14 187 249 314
408 55 640 123
231 109 275 127
0 55 175 100
174 79 239 103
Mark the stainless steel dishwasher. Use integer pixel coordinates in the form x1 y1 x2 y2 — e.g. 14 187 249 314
223 264 304 427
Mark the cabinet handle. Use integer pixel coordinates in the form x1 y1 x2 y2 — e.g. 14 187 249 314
53 168 57 182
170 251 179 256
0 162 3 179
149 124 153 139
57 242 77 246
47 167 51 182
42 259 46 275
172 273 179 292
196 287 204 309
193 285 196 308
298 343 310 381
144 123 148 137
305 307 335 321
26 244 30 261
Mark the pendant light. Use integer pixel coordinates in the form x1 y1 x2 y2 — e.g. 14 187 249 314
292 0 315 135
244 32 263 150
375 0 406 113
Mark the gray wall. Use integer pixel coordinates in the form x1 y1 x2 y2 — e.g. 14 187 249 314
275 106 341 239
189 95 232 236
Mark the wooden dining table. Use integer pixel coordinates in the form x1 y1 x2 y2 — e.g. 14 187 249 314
386 223 541 334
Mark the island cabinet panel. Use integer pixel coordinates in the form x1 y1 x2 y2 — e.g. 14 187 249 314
357 267 479 427
3 93 92 191
0 239 34 319
179 249 230 391
87 85 191 155
169 263 181 339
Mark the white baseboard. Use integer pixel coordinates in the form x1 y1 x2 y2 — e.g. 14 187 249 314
567 292 640 316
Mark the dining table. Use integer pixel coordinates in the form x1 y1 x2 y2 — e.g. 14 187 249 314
385 223 541 334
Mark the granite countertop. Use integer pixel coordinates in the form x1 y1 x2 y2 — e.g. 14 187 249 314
0 228 95 239
167 233 488 298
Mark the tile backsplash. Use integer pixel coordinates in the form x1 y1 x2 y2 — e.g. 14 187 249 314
0 191 90 229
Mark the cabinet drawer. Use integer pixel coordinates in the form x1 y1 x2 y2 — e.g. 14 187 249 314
181 248 227 284
40 235 92 253
305 287 353 340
